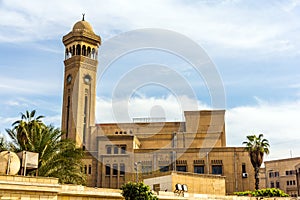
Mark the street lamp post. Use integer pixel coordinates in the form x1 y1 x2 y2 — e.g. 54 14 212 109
134 161 142 182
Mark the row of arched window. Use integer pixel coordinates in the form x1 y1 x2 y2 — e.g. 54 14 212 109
65 44 98 60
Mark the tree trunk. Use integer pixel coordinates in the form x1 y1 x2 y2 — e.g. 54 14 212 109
255 166 260 190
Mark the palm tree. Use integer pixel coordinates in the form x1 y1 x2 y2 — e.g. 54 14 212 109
7 110 45 151
243 133 270 190
6 110 86 185
0 136 8 151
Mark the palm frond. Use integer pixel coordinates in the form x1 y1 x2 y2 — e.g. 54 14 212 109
5 110 86 185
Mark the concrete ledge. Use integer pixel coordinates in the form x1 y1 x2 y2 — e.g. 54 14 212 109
0 175 296 200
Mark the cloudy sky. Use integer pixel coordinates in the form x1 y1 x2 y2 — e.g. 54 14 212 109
0 0 300 160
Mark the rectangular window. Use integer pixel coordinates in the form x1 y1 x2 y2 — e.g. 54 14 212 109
88 164 92 174
106 146 112 154
212 165 223 175
276 181 280 188
269 172 274 178
159 166 169 172
121 146 126 154
176 166 187 172
286 171 289 175
105 164 111 176
242 163 246 173
287 181 289 186
293 180 296 185
120 163 125 176
114 146 118 154
275 171 279 177
194 165 205 174
113 164 118 176
270 181 274 188
84 165 87 174
142 166 152 175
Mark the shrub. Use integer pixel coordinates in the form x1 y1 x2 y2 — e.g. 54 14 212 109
121 182 158 200
234 188 289 197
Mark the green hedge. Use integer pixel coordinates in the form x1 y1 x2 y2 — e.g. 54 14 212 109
234 188 289 197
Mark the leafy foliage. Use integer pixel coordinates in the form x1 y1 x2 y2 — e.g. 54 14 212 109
243 133 270 190
121 182 158 200
234 188 289 197
0 136 8 151
5 110 86 185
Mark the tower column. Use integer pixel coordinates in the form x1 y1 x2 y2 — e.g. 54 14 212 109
61 18 101 148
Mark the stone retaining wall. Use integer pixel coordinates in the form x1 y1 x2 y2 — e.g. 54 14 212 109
0 175 294 200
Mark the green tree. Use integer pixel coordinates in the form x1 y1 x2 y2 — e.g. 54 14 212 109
6 110 45 152
0 136 8 151
243 134 270 190
121 182 158 200
6 110 86 185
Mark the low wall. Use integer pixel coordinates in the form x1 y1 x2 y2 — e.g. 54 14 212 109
144 171 226 195
0 175 122 200
0 175 294 200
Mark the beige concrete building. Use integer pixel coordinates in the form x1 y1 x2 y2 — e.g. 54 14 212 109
261 157 300 197
144 172 226 195
60 17 255 194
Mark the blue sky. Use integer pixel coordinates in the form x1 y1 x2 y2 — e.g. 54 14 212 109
0 0 300 160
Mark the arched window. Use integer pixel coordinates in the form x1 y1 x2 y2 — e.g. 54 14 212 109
91 48 95 59
82 45 87 56
69 47 72 57
76 44 81 55
65 49 69 60
106 146 112 154
72 45 75 56
87 46 91 58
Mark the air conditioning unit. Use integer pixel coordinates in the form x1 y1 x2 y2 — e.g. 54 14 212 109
242 173 248 178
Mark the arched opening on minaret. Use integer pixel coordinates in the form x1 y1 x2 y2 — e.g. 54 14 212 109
82 45 87 56
69 47 73 57
65 49 69 60
76 44 81 55
87 46 91 58
72 45 75 56
91 48 96 59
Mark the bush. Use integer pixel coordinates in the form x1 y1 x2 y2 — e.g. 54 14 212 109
234 188 289 197
121 182 158 200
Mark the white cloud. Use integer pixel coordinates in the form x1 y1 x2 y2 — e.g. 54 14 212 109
43 114 62 127
0 0 299 58
96 95 209 123
226 99 300 160
0 76 61 95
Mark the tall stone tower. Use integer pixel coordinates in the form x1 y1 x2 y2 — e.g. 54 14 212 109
61 16 101 148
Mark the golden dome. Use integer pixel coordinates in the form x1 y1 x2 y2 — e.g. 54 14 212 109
72 20 94 33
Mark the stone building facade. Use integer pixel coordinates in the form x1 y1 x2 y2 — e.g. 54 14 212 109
60 17 255 194
261 157 300 197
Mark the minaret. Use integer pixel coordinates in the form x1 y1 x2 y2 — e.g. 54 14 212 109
61 16 101 148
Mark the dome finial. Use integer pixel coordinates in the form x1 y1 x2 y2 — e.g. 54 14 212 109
82 13 85 21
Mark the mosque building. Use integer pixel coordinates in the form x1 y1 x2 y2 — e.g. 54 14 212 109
61 17 254 194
